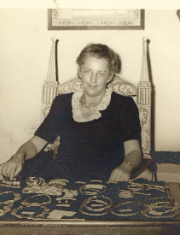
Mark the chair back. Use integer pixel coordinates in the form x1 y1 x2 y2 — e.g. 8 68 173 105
41 38 151 156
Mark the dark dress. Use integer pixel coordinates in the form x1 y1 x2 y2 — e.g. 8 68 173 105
22 91 141 182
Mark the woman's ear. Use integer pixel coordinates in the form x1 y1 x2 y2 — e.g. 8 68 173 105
77 67 81 79
107 71 115 83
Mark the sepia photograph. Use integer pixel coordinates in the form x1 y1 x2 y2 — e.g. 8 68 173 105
0 0 180 234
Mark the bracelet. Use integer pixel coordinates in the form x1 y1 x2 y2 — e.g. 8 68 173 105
118 190 134 198
0 179 21 189
147 184 167 193
11 205 49 219
80 195 112 216
0 204 14 217
0 191 21 205
111 201 141 217
21 194 51 207
124 161 132 167
143 196 173 207
75 181 86 184
79 184 107 195
90 180 103 183
83 195 112 212
128 182 167 195
48 178 69 186
142 196 180 219
141 209 179 219
79 204 110 216
142 205 179 219
79 195 112 216
128 182 145 191
123 161 133 171
11 153 25 164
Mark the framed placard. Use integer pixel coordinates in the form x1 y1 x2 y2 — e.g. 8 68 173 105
48 9 145 30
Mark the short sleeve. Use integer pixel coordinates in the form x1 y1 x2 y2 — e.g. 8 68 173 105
34 96 61 143
121 97 141 143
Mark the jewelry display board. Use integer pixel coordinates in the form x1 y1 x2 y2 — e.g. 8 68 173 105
0 178 180 224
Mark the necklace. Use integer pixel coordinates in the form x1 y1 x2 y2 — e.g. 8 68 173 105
80 96 102 109
21 194 51 206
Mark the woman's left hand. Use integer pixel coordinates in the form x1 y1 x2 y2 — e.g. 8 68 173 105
107 165 131 183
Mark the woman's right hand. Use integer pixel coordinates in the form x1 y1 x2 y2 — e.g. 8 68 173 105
0 136 47 181
0 156 23 180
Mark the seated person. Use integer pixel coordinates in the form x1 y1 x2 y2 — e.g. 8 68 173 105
0 43 143 183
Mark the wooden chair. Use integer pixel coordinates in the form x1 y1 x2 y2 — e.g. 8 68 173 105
41 38 152 179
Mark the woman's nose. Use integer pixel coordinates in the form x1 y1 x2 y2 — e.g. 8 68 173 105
90 72 98 83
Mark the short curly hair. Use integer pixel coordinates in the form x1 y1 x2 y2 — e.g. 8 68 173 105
76 43 120 73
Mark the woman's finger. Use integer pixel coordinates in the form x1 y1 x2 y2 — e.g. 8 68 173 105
1 164 8 178
108 173 115 183
108 171 120 183
14 165 22 179
0 163 5 175
3 165 13 179
9 166 17 181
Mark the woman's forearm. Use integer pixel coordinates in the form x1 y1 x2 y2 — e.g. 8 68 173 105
14 136 48 161
108 150 142 182
15 140 38 160
0 137 47 180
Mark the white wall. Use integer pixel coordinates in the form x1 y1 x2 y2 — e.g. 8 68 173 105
0 9 180 163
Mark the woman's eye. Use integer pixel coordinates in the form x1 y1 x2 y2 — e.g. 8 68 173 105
98 72 106 77
84 70 91 74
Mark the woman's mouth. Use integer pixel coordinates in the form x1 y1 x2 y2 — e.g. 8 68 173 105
88 84 97 88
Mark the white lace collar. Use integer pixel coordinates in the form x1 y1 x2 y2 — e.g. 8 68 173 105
72 88 112 123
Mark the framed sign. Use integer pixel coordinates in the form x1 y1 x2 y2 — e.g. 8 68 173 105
48 9 145 30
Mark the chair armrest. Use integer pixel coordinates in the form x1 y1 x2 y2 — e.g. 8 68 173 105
131 158 152 179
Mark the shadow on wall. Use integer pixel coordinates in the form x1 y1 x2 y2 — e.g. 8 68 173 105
147 39 155 152
177 10 180 21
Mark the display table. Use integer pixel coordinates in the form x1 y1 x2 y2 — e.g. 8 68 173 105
0 178 180 235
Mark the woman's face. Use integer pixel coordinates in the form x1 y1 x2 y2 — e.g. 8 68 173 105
79 56 113 98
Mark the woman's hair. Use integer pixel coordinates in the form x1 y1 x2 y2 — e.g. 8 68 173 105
76 43 121 73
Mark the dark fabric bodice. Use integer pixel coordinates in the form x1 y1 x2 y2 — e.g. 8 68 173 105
34 92 141 181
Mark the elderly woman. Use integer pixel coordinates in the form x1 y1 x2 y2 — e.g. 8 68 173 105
0 43 142 182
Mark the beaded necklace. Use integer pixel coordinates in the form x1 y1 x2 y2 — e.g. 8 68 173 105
80 96 102 109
